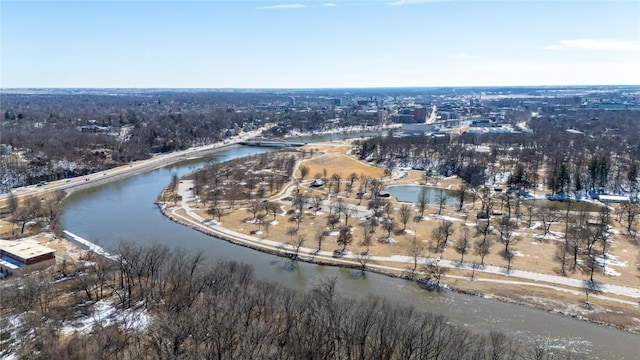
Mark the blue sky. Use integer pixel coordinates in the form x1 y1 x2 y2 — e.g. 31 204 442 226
1 0 638 88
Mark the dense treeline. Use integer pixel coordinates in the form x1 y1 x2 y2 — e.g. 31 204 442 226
0 243 574 359
0 91 343 190
354 110 640 195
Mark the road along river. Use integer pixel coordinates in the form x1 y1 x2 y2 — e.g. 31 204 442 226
62 135 639 359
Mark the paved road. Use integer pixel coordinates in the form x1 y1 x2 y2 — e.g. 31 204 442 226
0 126 271 203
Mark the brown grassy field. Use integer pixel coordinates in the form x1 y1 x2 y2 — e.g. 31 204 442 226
178 140 640 332
298 145 385 180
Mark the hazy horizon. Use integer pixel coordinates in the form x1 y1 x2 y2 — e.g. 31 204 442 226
2 1 639 88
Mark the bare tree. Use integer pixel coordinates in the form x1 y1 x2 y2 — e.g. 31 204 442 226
337 226 353 251
453 226 471 265
355 252 370 274
342 205 357 226
327 214 340 230
539 206 560 238
423 259 448 290
457 183 468 211
348 172 358 187
410 234 425 273
432 220 455 252
299 165 310 180
417 186 429 219
265 201 279 221
7 192 18 235
382 217 396 239
398 203 412 232
314 227 326 252
331 173 342 194
474 223 493 267
360 222 374 253
622 202 639 237
263 219 271 236
495 216 520 256
291 234 306 262
247 199 262 220
436 188 449 215
286 226 298 243
312 195 323 216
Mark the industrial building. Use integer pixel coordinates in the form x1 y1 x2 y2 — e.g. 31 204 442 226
0 239 56 277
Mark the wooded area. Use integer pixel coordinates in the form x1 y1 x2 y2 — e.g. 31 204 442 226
0 243 574 359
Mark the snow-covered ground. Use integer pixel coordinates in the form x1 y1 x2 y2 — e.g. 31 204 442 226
432 214 462 222
61 300 149 335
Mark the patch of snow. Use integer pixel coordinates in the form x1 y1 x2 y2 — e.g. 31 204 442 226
533 233 561 241
61 300 149 335
329 231 339 236
530 221 542 230
465 222 477 227
405 229 415 235
432 214 461 221
380 237 397 244
269 220 279 225
596 253 628 268
604 268 621 277
510 250 524 257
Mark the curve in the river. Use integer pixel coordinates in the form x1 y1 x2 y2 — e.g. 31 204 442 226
61 136 639 359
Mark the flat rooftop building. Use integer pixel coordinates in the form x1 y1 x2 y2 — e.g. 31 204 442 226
0 239 56 277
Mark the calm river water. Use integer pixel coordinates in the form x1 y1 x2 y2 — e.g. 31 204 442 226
62 133 638 359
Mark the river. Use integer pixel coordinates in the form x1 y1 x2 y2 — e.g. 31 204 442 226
62 134 638 359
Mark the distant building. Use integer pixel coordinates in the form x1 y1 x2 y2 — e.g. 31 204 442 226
598 195 630 203
401 123 440 135
0 240 56 277
413 107 427 122
392 114 417 124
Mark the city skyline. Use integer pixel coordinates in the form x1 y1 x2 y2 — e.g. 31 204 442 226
1 0 639 88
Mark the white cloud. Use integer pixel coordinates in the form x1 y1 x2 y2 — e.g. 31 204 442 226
390 0 448 6
543 39 640 52
257 4 306 10
449 52 478 60
322 3 337 6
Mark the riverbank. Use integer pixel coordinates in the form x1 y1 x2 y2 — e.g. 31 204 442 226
0 127 270 207
157 140 640 335
158 181 640 334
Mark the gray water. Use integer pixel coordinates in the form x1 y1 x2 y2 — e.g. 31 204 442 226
386 184 462 205
62 140 639 359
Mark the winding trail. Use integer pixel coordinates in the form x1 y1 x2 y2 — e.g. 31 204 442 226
172 180 640 303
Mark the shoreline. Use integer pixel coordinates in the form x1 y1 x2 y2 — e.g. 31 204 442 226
0 127 271 205
156 198 639 335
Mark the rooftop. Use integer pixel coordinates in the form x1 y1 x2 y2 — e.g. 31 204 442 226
0 239 56 261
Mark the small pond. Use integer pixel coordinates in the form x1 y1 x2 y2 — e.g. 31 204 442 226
385 185 462 205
